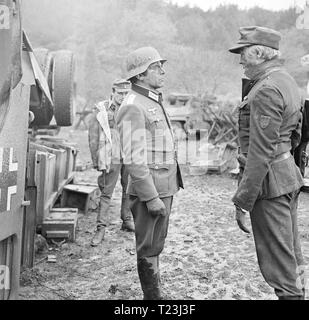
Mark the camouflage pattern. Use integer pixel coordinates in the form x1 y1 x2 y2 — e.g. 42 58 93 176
88 100 122 171
88 99 132 227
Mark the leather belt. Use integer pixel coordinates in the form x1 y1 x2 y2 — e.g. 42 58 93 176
271 151 291 163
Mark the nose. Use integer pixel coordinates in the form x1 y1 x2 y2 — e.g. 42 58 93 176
239 55 245 65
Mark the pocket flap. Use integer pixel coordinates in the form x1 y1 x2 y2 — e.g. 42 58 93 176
148 163 170 170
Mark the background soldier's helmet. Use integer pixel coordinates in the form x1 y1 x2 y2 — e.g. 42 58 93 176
112 78 131 92
125 46 166 80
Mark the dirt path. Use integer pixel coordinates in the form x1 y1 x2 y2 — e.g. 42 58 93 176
19 129 309 300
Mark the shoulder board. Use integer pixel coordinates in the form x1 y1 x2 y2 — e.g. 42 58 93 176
126 94 136 105
95 100 108 111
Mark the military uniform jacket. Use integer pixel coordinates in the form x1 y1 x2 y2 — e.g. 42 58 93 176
116 84 184 202
233 60 304 212
88 100 122 171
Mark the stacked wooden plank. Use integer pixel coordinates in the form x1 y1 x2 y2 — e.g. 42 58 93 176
22 137 78 268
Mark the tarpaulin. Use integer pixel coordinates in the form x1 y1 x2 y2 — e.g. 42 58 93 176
22 31 53 106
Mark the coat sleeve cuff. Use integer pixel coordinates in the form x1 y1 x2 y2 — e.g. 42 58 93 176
132 175 159 202
232 195 252 212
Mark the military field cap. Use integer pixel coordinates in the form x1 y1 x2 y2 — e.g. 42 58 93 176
126 46 167 80
229 26 282 54
112 78 131 92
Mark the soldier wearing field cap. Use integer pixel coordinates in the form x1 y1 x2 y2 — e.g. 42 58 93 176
116 47 184 300
229 26 305 300
88 78 135 247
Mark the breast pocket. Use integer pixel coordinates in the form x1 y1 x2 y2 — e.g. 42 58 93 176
148 114 167 132
149 163 170 194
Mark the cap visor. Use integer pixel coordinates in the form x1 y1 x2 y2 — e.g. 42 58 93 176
114 88 130 93
228 43 251 54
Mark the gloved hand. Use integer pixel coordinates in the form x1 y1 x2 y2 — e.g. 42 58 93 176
146 197 166 217
235 205 250 234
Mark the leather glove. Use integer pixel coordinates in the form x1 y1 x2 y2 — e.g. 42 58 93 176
235 205 250 234
146 197 167 217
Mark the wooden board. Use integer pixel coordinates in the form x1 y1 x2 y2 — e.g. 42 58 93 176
21 187 37 269
42 208 78 242
61 184 99 214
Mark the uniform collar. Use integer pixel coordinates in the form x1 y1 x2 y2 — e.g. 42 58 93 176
132 84 163 104
245 58 284 81
108 99 119 112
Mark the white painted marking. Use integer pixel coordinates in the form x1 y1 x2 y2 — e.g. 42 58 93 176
9 148 18 172
7 185 17 211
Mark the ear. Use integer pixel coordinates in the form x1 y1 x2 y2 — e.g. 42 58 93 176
256 47 264 59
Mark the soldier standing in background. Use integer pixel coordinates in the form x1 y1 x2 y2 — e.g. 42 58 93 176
88 79 135 247
229 26 305 300
116 47 184 300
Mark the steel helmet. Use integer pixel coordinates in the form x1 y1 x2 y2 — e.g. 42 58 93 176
126 47 166 80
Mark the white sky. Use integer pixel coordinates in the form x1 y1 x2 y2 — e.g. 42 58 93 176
169 0 307 11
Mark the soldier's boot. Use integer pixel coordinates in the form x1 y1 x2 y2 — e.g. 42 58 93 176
90 226 105 247
120 196 135 232
137 256 163 300
278 295 305 300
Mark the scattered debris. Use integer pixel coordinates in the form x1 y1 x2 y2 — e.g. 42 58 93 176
47 255 57 263
34 234 49 254
108 284 119 295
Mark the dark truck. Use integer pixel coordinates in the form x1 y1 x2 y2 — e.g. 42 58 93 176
1 0 75 299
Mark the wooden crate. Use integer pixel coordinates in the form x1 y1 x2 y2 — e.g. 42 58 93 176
30 142 66 191
34 151 56 225
37 139 78 178
41 208 78 242
61 184 100 214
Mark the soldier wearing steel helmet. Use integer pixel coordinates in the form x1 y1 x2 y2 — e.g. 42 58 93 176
229 26 305 300
88 79 135 247
116 47 184 300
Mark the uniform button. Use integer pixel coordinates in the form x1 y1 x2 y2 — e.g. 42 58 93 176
155 165 159 169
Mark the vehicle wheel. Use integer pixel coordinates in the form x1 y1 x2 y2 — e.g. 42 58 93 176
52 50 75 126
30 48 54 126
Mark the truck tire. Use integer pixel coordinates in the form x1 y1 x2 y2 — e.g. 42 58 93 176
52 50 75 127
30 48 54 126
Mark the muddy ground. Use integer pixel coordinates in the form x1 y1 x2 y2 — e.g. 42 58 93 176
19 128 309 300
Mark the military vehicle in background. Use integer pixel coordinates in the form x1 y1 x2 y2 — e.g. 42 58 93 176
165 92 214 140
1 0 76 300
165 91 238 144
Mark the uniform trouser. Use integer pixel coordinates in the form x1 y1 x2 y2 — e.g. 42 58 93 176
250 191 305 299
97 164 132 228
129 196 173 259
